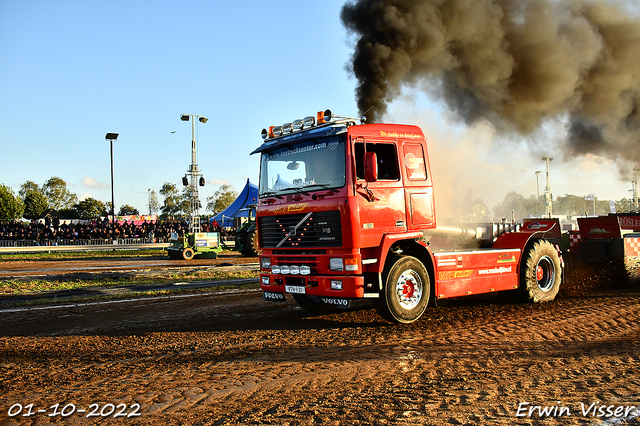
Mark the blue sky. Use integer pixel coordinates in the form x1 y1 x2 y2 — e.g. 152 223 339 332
1 0 637 217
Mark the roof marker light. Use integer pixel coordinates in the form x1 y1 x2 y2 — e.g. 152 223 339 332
282 123 293 134
272 126 283 137
261 128 268 140
324 109 333 123
317 111 326 124
293 119 303 131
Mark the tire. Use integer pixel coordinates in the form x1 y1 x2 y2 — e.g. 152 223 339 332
182 247 195 260
520 240 562 302
167 249 181 259
376 256 430 324
292 294 335 313
241 228 260 257
251 229 261 256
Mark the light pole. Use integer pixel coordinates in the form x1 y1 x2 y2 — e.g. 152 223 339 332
535 171 542 216
105 133 119 226
180 114 208 234
542 156 553 217
634 169 639 211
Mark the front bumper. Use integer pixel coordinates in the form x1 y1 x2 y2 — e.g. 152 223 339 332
260 273 365 298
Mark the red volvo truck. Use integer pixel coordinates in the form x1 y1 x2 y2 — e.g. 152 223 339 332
252 110 563 323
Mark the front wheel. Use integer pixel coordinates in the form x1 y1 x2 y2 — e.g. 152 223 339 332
520 240 562 302
376 256 430 324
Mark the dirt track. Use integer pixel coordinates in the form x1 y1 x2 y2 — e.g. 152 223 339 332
0 258 639 425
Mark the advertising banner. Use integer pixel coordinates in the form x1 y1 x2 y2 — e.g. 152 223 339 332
115 215 158 225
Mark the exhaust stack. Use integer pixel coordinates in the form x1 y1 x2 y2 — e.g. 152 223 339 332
423 223 521 247
424 225 478 240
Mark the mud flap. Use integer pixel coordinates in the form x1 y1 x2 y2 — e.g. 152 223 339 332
263 291 286 302
313 296 351 310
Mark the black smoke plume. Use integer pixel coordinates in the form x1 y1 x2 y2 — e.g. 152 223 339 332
341 0 640 169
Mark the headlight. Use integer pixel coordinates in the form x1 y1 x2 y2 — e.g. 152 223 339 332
329 258 343 271
261 257 271 269
271 265 281 274
290 265 300 275
280 265 290 274
261 276 270 285
300 265 311 275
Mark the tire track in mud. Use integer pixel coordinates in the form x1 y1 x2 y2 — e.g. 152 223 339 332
0 289 639 425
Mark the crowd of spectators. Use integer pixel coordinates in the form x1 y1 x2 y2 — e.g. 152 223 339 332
0 216 233 246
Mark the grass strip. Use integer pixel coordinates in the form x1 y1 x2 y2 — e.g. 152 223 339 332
5 283 262 308
0 249 169 262
0 269 259 295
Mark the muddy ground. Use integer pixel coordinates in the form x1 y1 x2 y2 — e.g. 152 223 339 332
0 256 638 425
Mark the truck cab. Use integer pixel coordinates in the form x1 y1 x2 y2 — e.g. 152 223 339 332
253 110 562 323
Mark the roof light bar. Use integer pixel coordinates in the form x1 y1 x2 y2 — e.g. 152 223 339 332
261 109 358 141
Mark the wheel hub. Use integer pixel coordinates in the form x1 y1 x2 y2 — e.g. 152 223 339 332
536 255 555 292
402 283 415 299
395 270 423 309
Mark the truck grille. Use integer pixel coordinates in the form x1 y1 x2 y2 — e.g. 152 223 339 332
271 254 322 275
259 211 342 248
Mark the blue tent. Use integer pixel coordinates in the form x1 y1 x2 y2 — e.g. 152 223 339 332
211 178 259 227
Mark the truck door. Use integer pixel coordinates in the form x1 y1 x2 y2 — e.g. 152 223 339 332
401 141 435 230
354 139 405 247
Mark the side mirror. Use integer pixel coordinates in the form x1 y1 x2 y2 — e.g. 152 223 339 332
364 151 378 182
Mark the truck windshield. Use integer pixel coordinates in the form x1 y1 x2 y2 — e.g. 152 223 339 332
259 135 346 197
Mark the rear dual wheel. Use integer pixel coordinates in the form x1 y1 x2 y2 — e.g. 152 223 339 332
376 256 430 324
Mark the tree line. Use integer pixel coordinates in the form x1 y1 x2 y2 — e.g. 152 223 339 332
0 177 238 221
3 177 633 222
158 182 237 218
